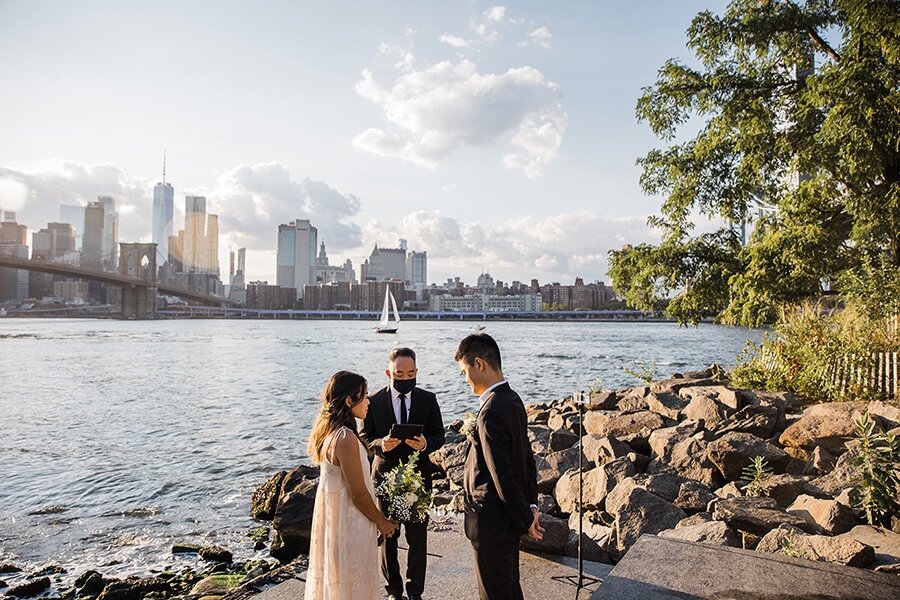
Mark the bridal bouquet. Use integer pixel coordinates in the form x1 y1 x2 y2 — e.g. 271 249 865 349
375 451 432 523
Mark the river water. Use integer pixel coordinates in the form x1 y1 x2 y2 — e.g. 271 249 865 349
0 318 761 578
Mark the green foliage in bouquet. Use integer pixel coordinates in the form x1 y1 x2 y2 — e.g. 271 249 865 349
374 451 432 523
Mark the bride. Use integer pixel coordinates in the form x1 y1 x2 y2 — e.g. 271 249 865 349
305 371 399 600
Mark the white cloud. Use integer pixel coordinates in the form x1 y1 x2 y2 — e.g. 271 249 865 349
529 26 553 48
353 59 567 177
439 34 471 48
360 209 660 283
484 6 507 23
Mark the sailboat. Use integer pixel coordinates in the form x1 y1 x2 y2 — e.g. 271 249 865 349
374 286 400 334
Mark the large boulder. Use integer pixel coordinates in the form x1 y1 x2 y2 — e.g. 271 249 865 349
520 513 570 555
712 496 811 537
583 411 617 435
616 386 650 412
868 400 900 429
757 524 875 567
648 421 702 463
536 446 583 493
674 480 716 515
613 487 686 552
755 474 828 508
587 390 619 410
679 386 739 429
646 392 689 420
270 467 318 561
6 578 51 598
838 525 900 568
601 411 667 454
710 403 780 439
810 448 861 496
605 473 692 516
548 428 579 452
651 376 717 396
788 494 857 535
706 432 789 481
429 440 468 490
528 425 553 455
251 471 290 520
779 402 869 454
659 521 741 548
554 456 635 513
648 434 721 489
581 434 631 467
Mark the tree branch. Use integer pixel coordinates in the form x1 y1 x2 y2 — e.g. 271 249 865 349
806 26 840 62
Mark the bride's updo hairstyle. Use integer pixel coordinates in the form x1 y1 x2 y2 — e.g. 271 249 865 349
307 370 368 463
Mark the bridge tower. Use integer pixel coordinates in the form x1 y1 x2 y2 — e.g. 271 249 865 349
119 243 158 319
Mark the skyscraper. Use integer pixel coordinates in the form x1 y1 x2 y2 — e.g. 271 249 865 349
152 160 174 268
183 195 207 272
32 223 76 260
0 212 29 300
59 205 84 250
206 214 219 276
276 219 317 300
406 250 427 299
82 202 106 271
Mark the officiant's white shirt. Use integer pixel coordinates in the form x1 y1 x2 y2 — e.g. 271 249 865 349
390 386 411 424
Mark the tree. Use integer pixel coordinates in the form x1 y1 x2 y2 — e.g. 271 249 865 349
610 0 900 326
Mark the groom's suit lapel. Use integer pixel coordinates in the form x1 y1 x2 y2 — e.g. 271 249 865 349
382 387 397 427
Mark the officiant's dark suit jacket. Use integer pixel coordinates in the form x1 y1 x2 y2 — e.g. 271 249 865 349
463 382 539 543
361 385 446 489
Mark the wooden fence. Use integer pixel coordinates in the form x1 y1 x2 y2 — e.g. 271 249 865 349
761 349 899 401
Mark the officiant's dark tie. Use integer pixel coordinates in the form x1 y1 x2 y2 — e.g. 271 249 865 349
399 393 408 424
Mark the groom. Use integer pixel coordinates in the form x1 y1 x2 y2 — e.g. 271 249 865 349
361 347 445 600
456 333 543 600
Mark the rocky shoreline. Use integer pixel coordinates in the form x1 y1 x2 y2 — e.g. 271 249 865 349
5 365 899 599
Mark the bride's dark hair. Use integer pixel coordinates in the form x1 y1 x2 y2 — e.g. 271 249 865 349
307 371 367 463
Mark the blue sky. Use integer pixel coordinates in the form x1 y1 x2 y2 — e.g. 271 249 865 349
0 1 727 284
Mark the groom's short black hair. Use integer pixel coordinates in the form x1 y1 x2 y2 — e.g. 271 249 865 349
454 333 502 371
388 347 416 363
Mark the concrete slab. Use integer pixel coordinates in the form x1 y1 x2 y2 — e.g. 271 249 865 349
591 535 900 600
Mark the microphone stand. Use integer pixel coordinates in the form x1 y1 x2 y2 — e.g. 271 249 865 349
550 390 603 598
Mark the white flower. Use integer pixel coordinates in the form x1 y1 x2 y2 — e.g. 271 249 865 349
460 412 478 439
405 492 419 505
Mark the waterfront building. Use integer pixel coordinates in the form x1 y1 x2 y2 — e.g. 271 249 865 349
59 205 85 250
314 241 355 283
360 241 406 282
429 292 542 313
183 196 207 272
540 279 616 310
0 242 29 300
229 247 247 304
406 250 427 300
81 202 105 271
276 219 317 299
31 223 76 260
362 279 405 312
247 280 296 310
206 214 220 276
152 175 174 268
477 272 495 294
53 280 89 302
95 196 119 271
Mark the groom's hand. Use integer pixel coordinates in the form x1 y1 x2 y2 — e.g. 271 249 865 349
527 509 544 542
382 436 401 452
405 434 426 452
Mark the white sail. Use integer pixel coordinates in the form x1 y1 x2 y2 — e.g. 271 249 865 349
378 286 391 328
390 289 400 323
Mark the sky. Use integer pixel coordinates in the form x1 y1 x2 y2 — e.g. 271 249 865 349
0 0 728 285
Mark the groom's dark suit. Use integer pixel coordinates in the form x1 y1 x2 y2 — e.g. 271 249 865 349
463 381 538 600
361 385 445 599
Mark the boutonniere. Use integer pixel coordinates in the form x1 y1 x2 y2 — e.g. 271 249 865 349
460 411 478 440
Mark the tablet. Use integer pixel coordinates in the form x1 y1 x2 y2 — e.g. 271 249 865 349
389 423 424 440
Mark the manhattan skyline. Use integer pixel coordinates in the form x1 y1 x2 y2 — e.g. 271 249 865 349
0 1 726 284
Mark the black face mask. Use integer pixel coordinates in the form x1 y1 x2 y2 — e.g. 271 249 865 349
392 378 416 395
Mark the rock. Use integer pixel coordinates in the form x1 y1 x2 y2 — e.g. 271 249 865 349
251 471 288 520
581 434 631 466
739 389 806 413
648 434 721 489
98 577 170 600
190 577 229 596
582 411 617 435
788 494 857 535
606 473 692 517
537 493 558 516
563 530 612 564
646 392 689 420
755 474 828 508
172 543 201 554
548 429 579 452
706 432 789 481
616 386 650 411
838 525 900 567
648 422 701 463
429 440 467 490
868 400 900 429
199 545 233 563
803 446 835 476
679 385 740 428
712 496 811 537
547 410 576 433
613 487 686 552
0 564 22 574
779 401 869 454
659 521 741 547
675 513 713 528
757 524 875 567
74 570 106 596
674 481 716 515
554 456 635 514
270 467 318 561
528 425 553 455
710 403 780 439
526 405 551 424
715 482 744 499
651 376 717 396
6 578 51 598
627 451 652 472
602 411 666 454
520 513 570 555
587 390 619 410
0 580 6 589
536 447 582 493
811 448 862 496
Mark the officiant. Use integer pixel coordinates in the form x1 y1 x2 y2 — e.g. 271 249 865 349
361 347 445 600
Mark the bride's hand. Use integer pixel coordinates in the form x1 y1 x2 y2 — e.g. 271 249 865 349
378 517 399 539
